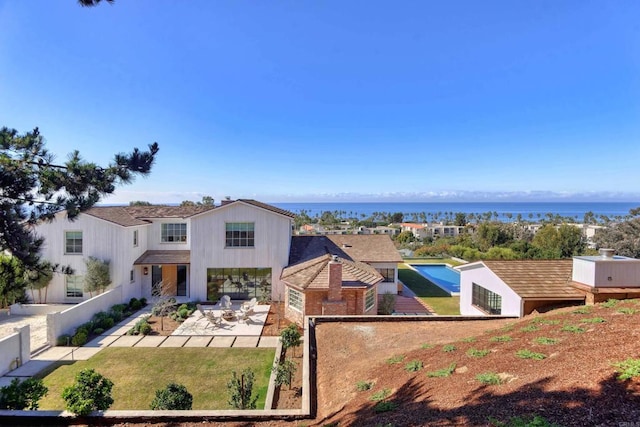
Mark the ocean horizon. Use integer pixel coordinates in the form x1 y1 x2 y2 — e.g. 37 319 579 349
271 202 640 222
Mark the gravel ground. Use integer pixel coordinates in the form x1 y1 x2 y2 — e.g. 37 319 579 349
0 311 49 352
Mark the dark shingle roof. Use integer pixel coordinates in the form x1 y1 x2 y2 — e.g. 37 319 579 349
84 205 215 227
289 235 402 265
482 260 584 299
281 254 382 290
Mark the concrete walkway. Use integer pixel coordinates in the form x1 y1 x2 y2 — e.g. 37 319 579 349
0 308 280 388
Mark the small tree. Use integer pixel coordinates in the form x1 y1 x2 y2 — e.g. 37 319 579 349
84 257 111 297
62 368 114 416
280 323 302 357
0 378 48 410
150 383 193 410
273 359 297 390
0 254 26 308
24 260 54 303
226 368 258 409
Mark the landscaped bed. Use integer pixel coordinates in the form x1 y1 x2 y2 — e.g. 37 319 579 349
35 347 275 410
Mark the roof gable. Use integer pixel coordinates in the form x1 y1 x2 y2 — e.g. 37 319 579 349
281 254 382 290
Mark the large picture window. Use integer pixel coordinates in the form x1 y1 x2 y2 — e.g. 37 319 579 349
206 267 271 301
225 222 254 247
376 268 395 283
65 231 83 254
288 288 303 312
161 223 187 243
66 275 84 298
365 287 376 312
472 283 502 315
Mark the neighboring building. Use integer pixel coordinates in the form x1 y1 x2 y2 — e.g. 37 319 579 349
282 234 403 324
358 225 400 236
34 200 295 304
400 223 428 239
459 249 640 317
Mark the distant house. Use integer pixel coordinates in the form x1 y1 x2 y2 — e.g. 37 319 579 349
459 249 640 317
400 223 428 239
282 234 402 324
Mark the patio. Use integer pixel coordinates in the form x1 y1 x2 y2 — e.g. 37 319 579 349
173 302 270 336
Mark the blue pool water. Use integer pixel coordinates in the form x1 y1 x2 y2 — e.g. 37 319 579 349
411 264 461 295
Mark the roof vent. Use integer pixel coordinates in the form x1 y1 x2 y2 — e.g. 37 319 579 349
599 248 615 259
342 244 351 248
331 255 339 262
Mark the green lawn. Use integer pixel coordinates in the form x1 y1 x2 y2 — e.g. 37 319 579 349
399 261 461 315
36 347 275 410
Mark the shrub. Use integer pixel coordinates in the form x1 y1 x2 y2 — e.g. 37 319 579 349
580 317 606 324
71 331 88 346
561 325 585 334
227 368 258 409
76 322 93 336
177 307 189 319
618 307 638 315
150 383 193 410
0 378 48 410
516 349 546 360
369 388 391 402
461 336 476 343
534 337 558 345
476 372 503 385
57 335 71 346
62 369 114 416
356 381 374 391
466 348 490 358
490 335 512 343
571 306 591 315
93 327 105 335
379 292 396 315
386 355 405 364
129 298 142 310
601 299 619 308
612 358 640 380
442 344 456 353
421 343 434 349
427 362 457 378
530 318 560 325
373 401 398 413
139 322 152 335
520 325 539 332
140 297 147 306
405 360 423 372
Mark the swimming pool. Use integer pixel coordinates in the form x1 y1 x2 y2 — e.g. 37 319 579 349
411 264 461 295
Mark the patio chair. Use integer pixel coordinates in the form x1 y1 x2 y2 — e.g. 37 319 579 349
220 295 232 310
196 303 206 320
241 297 257 315
205 311 222 329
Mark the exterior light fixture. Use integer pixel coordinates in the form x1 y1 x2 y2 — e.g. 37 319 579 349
143 267 149 275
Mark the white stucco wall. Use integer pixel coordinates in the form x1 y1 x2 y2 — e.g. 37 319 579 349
459 263 522 317
370 262 399 294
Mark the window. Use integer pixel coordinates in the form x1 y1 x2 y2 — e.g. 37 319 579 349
161 223 187 243
472 283 502 315
133 230 138 247
365 287 376 311
130 270 134 283
65 231 83 254
66 275 84 298
376 268 395 283
288 288 303 312
225 222 254 247
206 267 271 301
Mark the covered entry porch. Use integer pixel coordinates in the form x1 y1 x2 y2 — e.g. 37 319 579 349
134 250 191 299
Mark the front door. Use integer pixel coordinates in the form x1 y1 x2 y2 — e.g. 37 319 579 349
151 264 188 297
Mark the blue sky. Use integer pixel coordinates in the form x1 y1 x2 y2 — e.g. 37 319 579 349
1 1 639 203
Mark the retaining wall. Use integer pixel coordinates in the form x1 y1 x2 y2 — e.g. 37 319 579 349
9 303 70 316
0 325 30 376
46 286 124 346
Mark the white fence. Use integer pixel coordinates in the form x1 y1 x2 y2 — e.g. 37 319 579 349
46 286 124 347
0 325 30 376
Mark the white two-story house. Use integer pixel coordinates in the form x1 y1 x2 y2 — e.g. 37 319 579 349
34 200 295 304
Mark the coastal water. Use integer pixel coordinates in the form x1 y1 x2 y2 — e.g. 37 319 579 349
272 202 640 222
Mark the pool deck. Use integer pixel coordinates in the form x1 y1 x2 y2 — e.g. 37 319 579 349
409 263 461 296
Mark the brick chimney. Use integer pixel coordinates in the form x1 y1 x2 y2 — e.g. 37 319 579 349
327 255 343 301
